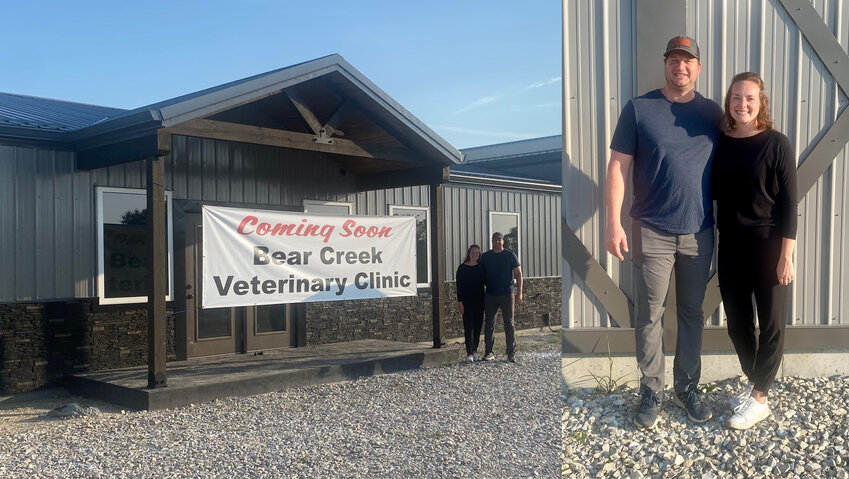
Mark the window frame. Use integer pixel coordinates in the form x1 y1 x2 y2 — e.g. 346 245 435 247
488 210 521 260
302 199 353 215
96 186 174 305
389 204 431 287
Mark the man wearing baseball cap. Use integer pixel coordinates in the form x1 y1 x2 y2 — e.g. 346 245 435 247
605 35 722 428
479 231 522 363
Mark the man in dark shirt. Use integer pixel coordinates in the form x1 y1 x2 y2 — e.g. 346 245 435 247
479 232 522 363
605 35 722 428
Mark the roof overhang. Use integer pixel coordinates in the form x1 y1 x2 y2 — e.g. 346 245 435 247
71 55 462 173
448 171 561 193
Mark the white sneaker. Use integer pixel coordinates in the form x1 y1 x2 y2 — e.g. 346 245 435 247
728 397 770 430
465 354 475 363
728 382 754 412
472 352 480 361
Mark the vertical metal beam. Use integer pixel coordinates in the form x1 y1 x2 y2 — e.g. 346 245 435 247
147 132 169 389
430 173 447 348
635 0 687 95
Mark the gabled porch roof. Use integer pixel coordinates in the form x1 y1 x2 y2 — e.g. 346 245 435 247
1 54 463 176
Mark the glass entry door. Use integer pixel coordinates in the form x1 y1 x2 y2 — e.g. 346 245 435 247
185 214 291 357
248 303 291 351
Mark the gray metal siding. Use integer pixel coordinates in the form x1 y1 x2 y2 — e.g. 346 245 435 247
443 184 562 281
2 133 561 301
338 186 429 216
0 146 80 301
1 136 360 301
564 0 849 328
167 136 357 208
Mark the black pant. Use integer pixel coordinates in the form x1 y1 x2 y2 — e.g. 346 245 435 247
461 298 484 355
718 232 788 394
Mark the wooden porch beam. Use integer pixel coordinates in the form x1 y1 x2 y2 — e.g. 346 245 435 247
430 182 446 348
286 92 324 137
167 118 422 164
146 142 168 389
323 100 352 137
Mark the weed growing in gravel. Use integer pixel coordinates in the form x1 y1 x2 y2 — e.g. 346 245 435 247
571 429 589 442
582 339 627 395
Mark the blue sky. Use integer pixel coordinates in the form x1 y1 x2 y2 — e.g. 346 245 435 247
1 1 562 149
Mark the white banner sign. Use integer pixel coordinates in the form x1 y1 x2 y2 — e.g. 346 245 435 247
202 205 417 308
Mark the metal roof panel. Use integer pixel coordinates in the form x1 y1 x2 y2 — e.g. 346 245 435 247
0 92 125 132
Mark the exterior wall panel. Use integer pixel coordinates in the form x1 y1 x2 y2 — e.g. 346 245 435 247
53 154 75 299
564 0 849 330
14 148 37 300
35 150 57 298
0 136 364 302
0 147 17 298
442 184 561 282
72 167 94 298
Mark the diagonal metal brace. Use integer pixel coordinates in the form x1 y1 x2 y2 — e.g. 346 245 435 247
561 217 633 327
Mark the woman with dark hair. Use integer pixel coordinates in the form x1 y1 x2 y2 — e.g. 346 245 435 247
456 244 485 362
712 72 798 430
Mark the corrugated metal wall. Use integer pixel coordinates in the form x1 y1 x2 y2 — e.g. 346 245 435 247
0 146 90 301
1 136 358 301
443 184 562 281
563 0 849 328
1 135 562 301
338 186 429 216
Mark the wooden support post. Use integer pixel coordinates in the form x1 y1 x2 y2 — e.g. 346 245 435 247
146 138 169 389
430 172 448 348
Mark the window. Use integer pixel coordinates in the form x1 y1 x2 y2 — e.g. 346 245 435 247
96 187 174 305
389 205 431 287
302 199 352 215
489 211 520 259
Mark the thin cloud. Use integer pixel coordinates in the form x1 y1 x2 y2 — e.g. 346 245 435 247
524 76 562 91
452 95 498 115
435 125 540 140
533 101 561 109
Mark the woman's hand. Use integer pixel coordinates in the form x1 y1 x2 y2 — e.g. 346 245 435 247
458 302 464 315
777 238 796 286
777 256 794 285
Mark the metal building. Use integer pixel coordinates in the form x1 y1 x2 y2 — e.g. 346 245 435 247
0 55 464 393
562 1 849 364
0 56 563 394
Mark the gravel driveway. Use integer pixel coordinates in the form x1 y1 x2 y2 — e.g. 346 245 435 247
1 330 560 478
562 375 849 478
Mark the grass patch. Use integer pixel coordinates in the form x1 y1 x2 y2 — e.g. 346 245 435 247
571 429 589 442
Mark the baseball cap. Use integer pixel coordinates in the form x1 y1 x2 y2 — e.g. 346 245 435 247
492 232 503 239
664 35 700 60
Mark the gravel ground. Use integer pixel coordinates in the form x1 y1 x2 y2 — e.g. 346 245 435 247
0 330 560 478
562 375 849 478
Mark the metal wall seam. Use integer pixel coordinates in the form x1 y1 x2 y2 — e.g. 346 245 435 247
791 22 802 324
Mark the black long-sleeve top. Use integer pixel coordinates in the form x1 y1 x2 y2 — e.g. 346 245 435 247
456 263 485 303
712 129 798 239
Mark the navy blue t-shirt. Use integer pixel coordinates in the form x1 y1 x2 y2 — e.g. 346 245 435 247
610 89 722 234
480 249 520 296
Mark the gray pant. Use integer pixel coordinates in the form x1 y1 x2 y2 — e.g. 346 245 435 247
484 293 515 357
632 220 714 394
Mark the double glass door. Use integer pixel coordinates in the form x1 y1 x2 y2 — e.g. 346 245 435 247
185 215 291 357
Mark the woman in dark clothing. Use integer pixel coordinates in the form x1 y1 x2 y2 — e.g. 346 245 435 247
456 244 486 362
712 72 797 430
